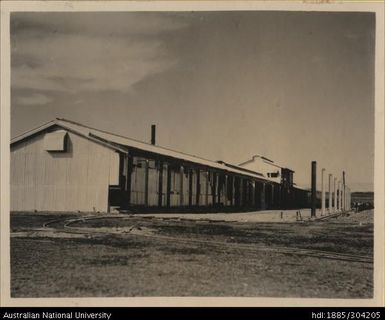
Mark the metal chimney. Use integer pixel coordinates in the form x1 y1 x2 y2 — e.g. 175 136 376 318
151 124 156 145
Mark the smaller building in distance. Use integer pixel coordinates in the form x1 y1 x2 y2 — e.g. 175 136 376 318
10 119 310 213
239 155 300 209
239 155 294 186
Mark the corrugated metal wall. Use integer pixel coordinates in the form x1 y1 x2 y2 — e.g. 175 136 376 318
148 160 159 206
199 171 209 206
11 130 119 212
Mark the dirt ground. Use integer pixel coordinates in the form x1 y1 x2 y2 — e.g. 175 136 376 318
10 210 373 298
134 208 319 222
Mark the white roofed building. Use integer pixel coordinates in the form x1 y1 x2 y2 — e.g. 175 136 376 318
10 119 309 213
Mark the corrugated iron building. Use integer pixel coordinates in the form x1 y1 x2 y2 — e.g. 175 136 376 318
10 119 310 213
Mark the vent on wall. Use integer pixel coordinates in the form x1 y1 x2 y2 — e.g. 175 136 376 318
43 130 68 151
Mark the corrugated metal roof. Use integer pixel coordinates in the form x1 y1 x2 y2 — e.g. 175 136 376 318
11 118 273 182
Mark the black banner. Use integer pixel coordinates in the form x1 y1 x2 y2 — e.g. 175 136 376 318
0 308 384 320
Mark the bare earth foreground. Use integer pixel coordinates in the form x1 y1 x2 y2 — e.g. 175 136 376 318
10 210 373 298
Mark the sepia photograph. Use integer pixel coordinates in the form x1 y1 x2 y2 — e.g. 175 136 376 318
1 0 384 308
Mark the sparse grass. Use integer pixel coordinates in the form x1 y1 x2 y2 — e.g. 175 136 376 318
10 212 373 298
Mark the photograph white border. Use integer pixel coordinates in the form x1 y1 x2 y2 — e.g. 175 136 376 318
1 0 384 307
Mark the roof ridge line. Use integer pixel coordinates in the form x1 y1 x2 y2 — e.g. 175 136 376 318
11 119 276 182
57 118 218 165
11 119 57 141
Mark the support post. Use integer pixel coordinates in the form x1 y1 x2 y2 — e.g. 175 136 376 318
311 161 317 218
254 181 260 209
166 164 171 208
188 168 193 206
252 181 256 207
233 177 238 206
261 182 266 210
158 161 163 207
212 171 217 206
242 179 247 207
239 178 243 206
126 155 133 206
144 160 149 206
196 168 200 206
180 165 184 206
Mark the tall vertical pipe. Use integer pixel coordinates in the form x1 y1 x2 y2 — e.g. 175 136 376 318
328 174 332 214
321 168 325 216
348 187 352 211
346 186 348 211
333 177 337 213
345 187 348 211
344 186 347 211
348 187 351 210
337 180 341 211
311 161 317 218
342 171 346 211
349 188 351 211
151 125 156 145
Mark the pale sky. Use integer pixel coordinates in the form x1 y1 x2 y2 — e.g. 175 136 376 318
10 11 375 191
